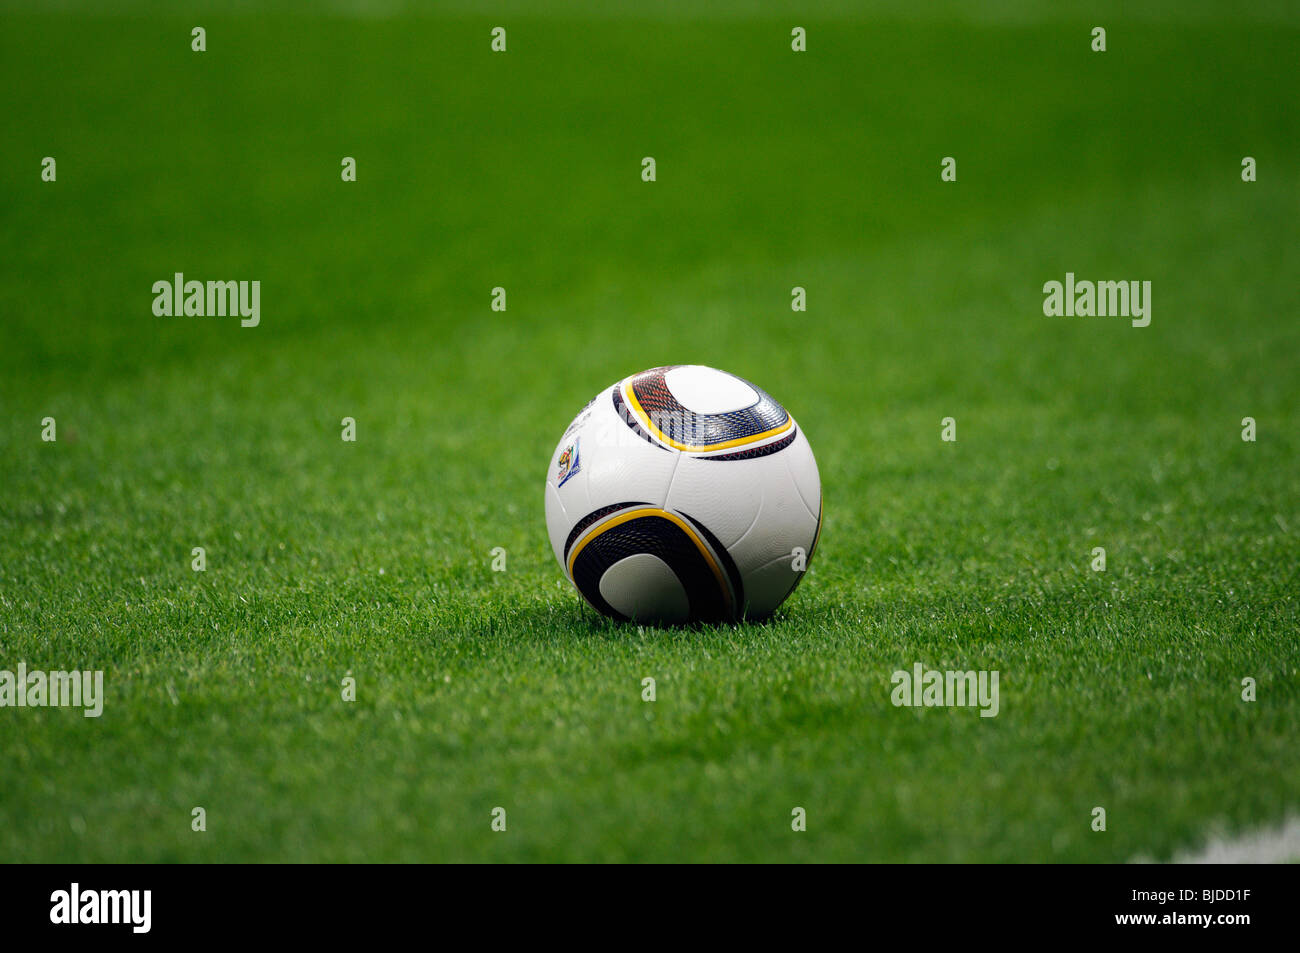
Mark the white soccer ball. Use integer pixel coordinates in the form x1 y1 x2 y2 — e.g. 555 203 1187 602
544 365 822 624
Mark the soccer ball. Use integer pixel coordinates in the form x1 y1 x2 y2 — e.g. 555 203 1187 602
544 365 822 624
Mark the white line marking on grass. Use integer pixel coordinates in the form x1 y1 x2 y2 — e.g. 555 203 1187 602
1135 816 1300 864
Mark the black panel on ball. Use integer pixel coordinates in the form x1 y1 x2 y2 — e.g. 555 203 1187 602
570 514 731 623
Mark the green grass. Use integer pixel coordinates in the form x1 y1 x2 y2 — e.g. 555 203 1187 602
1 5 1297 862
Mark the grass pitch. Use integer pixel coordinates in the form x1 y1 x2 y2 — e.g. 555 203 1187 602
1 3 1297 862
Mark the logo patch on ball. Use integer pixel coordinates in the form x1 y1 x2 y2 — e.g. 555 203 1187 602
556 439 581 487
